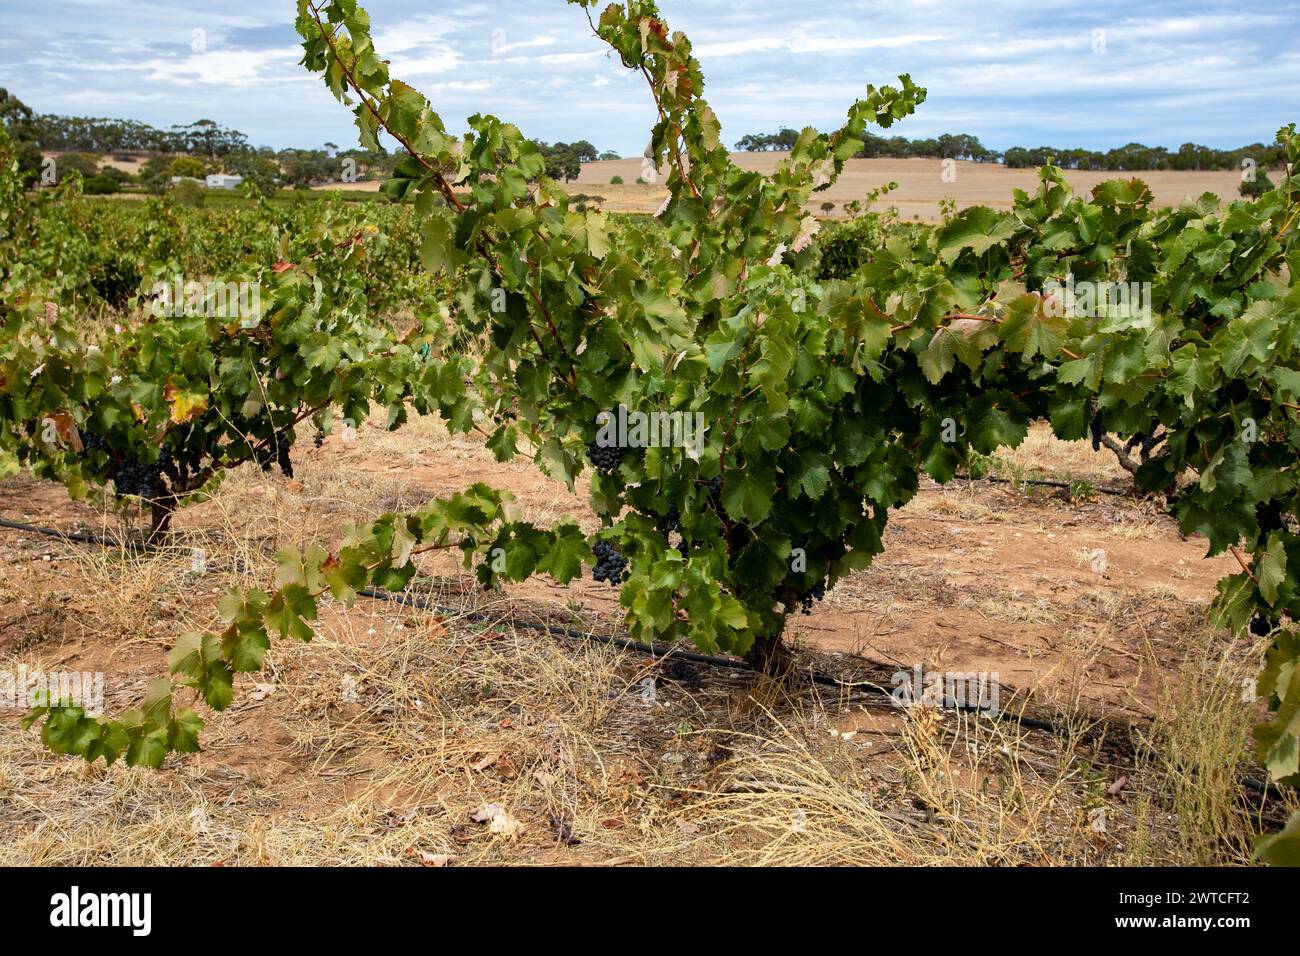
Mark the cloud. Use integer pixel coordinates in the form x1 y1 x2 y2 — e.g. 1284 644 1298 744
0 0 1294 156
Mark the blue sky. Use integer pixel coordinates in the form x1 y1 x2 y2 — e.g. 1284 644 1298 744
2 0 1298 156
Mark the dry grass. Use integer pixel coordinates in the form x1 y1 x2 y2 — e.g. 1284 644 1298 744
0 585 1279 866
1124 628 1293 865
0 419 1284 866
0 607 1176 866
997 423 1134 487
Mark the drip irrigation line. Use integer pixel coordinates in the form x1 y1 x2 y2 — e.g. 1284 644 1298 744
0 514 1285 803
0 517 157 551
359 587 753 671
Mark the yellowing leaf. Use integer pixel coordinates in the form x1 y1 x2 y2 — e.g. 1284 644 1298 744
165 384 209 424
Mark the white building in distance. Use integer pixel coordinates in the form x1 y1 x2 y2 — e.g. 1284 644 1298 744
205 174 244 190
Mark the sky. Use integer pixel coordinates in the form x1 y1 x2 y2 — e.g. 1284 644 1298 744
1 0 1298 157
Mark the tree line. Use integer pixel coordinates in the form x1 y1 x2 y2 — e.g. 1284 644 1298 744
0 92 622 192
736 127 1289 171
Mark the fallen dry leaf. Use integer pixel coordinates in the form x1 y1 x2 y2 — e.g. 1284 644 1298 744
533 770 557 788
470 803 523 838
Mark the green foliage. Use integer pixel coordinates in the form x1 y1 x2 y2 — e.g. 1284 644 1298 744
1241 169 1276 199
740 127 1286 171
169 178 205 207
167 156 207 179
52 152 100 181
13 1 1300 865
82 173 119 195
0 88 43 185
0 145 457 537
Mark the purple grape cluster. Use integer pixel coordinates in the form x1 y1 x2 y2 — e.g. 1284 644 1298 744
83 431 179 500
586 440 623 473
654 505 680 536
798 579 827 615
592 541 628 585
255 439 294 478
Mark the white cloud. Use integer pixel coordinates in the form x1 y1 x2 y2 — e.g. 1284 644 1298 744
0 0 1294 155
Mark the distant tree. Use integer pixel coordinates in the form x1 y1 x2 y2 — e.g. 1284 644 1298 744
1240 168 1275 198
170 119 248 158
224 151 280 196
168 156 207 179
52 152 101 181
1001 148 1032 168
82 173 119 195
139 155 176 193
533 141 581 182
338 146 394 181
610 175 624 184
735 128 799 152
277 149 339 188
598 150 621 161
0 89 44 184
568 139 598 163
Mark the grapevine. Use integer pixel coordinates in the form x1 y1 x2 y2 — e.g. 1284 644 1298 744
9 0 1300 864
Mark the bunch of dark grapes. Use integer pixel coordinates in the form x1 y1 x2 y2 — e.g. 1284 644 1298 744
798 579 828 615
1250 614 1275 637
592 541 629 585
706 477 723 502
276 442 294 479
253 439 293 478
110 459 160 500
314 430 325 450
654 505 681 536
81 431 158 499
1124 419 1161 457
81 431 109 455
1089 411 1105 453
586 440 623 473
156 442 180 483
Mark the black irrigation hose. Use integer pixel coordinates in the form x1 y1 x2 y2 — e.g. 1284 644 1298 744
359 587 752 671
0 515 1286 803
0 517 156 550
